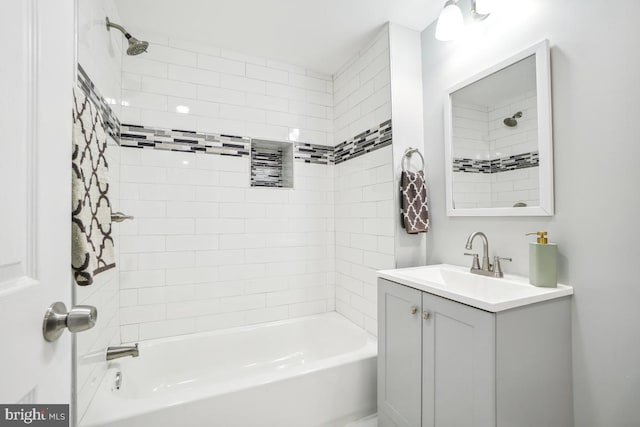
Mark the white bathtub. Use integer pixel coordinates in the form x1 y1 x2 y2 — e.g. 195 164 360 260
82 313 377 427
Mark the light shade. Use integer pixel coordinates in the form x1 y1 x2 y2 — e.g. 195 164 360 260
435 1 464 41
474 0 494 15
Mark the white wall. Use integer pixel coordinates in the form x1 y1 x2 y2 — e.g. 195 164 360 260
120 32 333 146
389 24 427 268
333 26 391 145
117 149 335 341
421 0 640 424
76 0 123 422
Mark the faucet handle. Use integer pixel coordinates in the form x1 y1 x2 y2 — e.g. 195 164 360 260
464 252 481 270
493 256 512 277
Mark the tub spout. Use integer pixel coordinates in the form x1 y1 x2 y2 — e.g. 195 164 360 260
106 343 139 361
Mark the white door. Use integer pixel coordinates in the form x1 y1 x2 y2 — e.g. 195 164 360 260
0 0 75 418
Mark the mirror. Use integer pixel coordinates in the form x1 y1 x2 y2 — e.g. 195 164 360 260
444 40 553 216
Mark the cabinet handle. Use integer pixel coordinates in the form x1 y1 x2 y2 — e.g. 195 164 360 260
422 311 431 320
410 306 418 315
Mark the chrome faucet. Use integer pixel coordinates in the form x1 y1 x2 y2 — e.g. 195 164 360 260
464 232 511 278
106 344 139 361
465 232 490 271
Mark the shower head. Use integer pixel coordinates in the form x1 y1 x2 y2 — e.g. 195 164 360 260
503 111 523 127
105 17 149 56
126 37 149 56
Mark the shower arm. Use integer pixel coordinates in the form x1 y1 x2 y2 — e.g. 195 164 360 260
106 17 131 39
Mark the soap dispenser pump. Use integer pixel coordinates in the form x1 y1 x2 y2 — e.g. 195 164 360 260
526 231 557 288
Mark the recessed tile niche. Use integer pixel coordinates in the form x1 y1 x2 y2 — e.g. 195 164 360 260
250 139 294 188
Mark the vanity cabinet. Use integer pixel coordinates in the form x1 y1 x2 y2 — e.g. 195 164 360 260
377 278 573 427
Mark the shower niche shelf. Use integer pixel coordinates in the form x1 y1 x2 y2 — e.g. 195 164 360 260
250 139 294 188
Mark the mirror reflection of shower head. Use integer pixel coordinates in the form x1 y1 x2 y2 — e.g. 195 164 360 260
105 17 149 56
503 111 523 127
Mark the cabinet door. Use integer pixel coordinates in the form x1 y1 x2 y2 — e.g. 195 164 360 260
378 279 423 427
422 293 496 427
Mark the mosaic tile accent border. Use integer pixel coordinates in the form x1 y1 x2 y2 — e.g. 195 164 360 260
452 158 492 174
76 65 394 165
77 64 121 142
453 151 539 174
294 143 334 165
120 124 251 157
334 120 392 165
120 119 394 166
251 146 284 187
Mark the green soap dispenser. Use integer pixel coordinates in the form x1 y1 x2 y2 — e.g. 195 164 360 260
526 231 557 288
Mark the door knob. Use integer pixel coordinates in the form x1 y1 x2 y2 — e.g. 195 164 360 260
422 311 431 320
43 302 98 342
410 306 418 315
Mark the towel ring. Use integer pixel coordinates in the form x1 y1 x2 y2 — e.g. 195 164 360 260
402 147 425 172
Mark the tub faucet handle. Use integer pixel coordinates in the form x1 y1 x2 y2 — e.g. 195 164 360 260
111 212 134 223
114 371 122 390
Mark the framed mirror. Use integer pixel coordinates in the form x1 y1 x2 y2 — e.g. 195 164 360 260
444 40 553 216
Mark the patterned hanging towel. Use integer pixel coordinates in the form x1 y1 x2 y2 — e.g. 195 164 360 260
400 170 429 234
71 86 115 285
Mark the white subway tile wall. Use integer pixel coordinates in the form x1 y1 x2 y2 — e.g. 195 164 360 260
76 0 123 422
488 91 538 157
117 149 335 341
451 102 491 160
488 91 539 207
78 0 123 119
75 142 121 421
452 171 492 209
331 28 394 335
333 27 391 145
451 101 492 209
452 91 539 209
121 36 334 146
334 146 395 335
74 22 394 352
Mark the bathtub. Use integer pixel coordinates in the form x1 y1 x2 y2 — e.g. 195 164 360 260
82 313 377 427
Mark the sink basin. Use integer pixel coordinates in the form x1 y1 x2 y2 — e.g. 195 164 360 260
377 264 573 312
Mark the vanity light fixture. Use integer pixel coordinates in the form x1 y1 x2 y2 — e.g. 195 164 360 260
471 0 495 15
435 0 464 41
472 0 491 20
435 0 491 41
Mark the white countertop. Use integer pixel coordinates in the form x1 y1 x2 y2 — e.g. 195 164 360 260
377 264 573 312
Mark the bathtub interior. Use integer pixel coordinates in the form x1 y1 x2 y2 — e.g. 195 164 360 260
108 313 376 400
82 313 377 427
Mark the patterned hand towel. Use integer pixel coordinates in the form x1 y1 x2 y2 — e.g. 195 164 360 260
71 87 115 285
400 170 429 234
